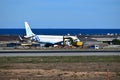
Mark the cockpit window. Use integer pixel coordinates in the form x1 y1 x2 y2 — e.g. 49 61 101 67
74 39 78 42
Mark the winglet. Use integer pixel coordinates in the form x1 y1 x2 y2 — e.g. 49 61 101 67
19 35 23 41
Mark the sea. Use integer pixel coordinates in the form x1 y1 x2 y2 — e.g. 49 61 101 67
0 29 120 35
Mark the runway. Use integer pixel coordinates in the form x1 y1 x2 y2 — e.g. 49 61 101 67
0 50 120 56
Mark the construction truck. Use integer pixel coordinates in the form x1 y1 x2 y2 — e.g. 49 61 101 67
63 36 83 47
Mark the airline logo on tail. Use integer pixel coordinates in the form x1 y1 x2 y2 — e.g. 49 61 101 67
24 22 40 42
24 22 35 38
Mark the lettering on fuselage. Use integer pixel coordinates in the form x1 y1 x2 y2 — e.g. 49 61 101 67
32 35 40 42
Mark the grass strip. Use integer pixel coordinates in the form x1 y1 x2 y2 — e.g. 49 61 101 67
0 56 120 63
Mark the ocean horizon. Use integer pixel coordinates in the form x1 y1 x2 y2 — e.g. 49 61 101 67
0 29 120 35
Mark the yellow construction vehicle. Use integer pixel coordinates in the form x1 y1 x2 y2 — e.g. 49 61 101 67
63 36 83 47
73 41 83 47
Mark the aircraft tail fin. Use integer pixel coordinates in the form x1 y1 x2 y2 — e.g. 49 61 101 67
24 22 35 38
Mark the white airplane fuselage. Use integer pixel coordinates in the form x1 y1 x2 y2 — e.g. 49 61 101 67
32 35 63 44
24 22 80 46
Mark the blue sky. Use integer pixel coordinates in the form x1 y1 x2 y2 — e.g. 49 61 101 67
0 0 120 29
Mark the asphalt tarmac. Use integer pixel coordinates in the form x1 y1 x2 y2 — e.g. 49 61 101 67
0 50 119 56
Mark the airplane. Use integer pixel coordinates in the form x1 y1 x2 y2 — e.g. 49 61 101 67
23 22 81 47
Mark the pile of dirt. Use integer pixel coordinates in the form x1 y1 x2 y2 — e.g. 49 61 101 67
0 69 117 80
0 35 19 41
0 63 120 80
